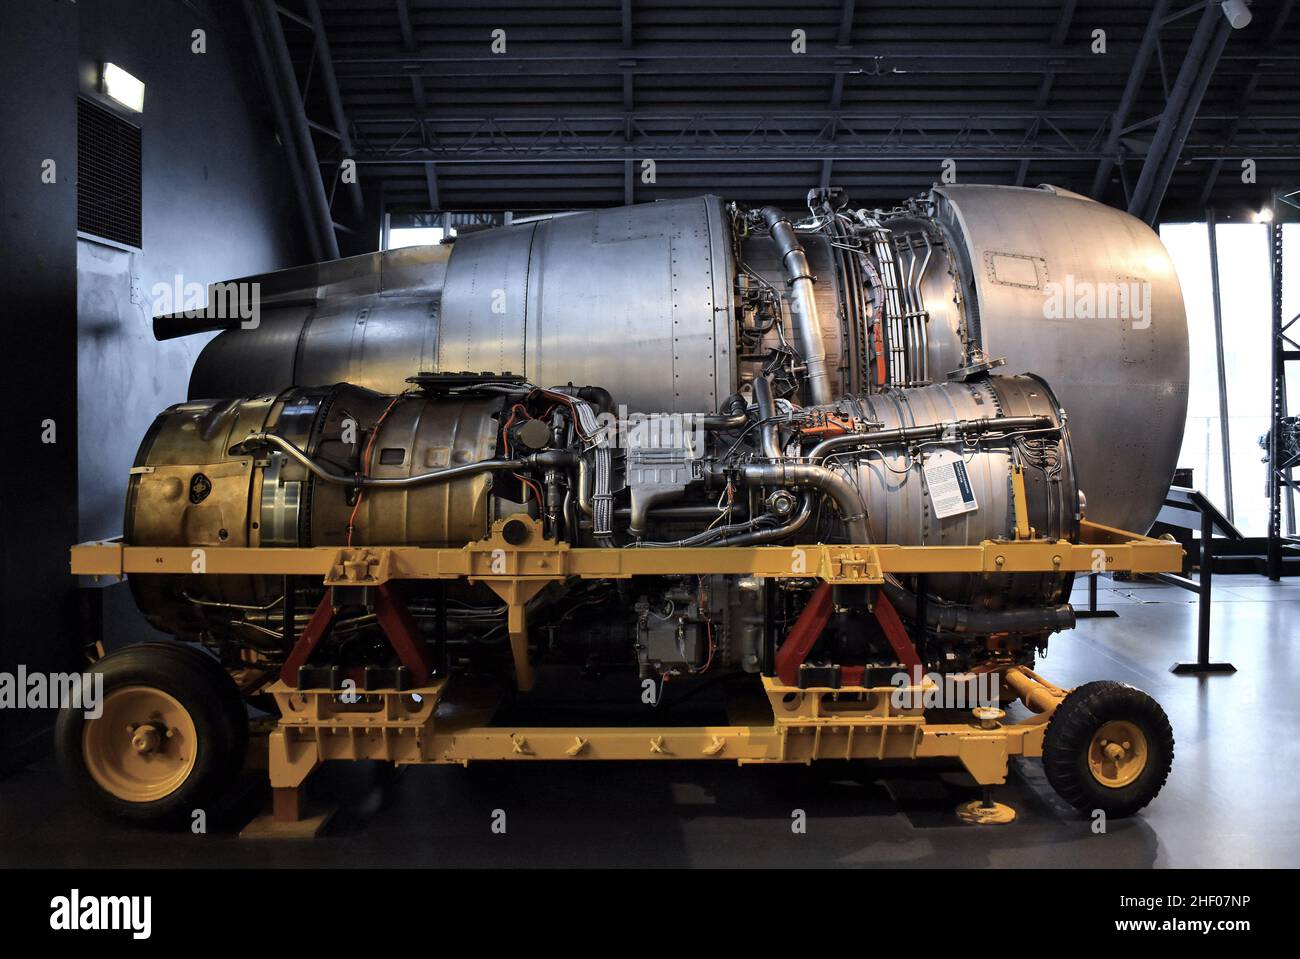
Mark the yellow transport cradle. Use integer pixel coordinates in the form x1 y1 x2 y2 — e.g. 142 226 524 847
70 517 1182 830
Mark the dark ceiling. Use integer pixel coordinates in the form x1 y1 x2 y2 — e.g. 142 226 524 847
239 0 1299 242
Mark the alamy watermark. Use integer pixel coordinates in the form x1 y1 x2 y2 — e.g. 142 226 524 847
50 890 151 939
1042 275 1151 330
0 667 103 717
152 275 261 330
890 666 999 710
593 405 708 453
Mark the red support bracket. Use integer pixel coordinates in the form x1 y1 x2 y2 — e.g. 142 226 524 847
373 583 437 686
873 591 924 674
774 584 924 688
279 589 337 686
775 582 834 686
279 584 437 688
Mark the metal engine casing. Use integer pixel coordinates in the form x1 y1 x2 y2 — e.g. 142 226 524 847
125 383 501 634
184 186 1186 534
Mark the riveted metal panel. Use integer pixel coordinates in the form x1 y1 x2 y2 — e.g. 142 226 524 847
932 184 1189 533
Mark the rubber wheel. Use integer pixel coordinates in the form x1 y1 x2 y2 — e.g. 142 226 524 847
1042 680 1174 818
152 643 249 781
56 643 247 827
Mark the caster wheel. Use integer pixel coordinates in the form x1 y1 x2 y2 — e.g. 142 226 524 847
56 643 248 827
1042 680 1173 818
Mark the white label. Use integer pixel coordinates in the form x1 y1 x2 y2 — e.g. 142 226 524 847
923 454 978 519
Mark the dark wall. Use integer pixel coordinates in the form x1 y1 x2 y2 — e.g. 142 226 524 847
77 0 308 542
1 0 308 772
0 0 81 773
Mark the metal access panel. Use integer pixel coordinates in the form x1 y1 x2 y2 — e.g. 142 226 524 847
437 220 535 377
523 197 735 414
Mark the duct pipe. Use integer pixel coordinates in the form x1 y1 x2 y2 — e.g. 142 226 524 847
712 461 868 544
753 374 784 460
761 207 833 404
883 583 1076 636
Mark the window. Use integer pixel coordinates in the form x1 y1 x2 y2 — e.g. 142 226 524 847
1161 221 1300 534
387 225 455 249
77 97 142 248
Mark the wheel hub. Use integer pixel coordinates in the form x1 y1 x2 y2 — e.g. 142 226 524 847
83 686 197 803
1087 720 1149 788
129 723 166 755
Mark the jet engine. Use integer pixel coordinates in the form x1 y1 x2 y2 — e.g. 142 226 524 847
133 184 1186 690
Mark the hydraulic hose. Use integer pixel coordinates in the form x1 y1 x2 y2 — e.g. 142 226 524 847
882 582 1076 636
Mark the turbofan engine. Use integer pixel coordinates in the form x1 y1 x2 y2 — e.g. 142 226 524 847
129 184 1185 690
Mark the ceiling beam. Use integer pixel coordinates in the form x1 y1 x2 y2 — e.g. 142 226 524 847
395 0 415 50
1196 0 1295 209
305 0 365 219
836 0 856 48
328 42 1223 79
1129 2 1236 224
241 0 323 261
1090 0 1170 199
1015 0 1077 186
254 0 338 258
425 161 440 210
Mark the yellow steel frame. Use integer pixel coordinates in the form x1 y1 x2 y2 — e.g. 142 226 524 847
265 673 1052 790
69 517 1182 818
71 518 1179 583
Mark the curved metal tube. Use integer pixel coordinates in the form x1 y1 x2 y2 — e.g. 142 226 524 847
753 374 783 460
640 495 810 548
231 432 524 488
761 206 832 404
716 461 869 544
703 393 749 431
712 494 813 547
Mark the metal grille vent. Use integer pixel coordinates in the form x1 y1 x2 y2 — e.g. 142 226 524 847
77 97 142 248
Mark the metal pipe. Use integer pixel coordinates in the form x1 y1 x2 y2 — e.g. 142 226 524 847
1002 666 1066 716
806 415 1052 463
231 432 524 487
715 461 869 543
883 583 1075 635
1206 209 1234 521
702 393 748 431
615 505 751 520
715 495 813 546
761 206 832 404
640 496 809 548
753 374 783 460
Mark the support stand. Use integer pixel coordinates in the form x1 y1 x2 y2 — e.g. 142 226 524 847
1075 572 1120 619
1163 489 1237 675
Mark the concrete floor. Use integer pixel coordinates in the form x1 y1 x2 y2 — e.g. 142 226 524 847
2 573 1297 868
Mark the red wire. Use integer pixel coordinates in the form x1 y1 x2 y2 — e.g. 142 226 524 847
346 392 408 547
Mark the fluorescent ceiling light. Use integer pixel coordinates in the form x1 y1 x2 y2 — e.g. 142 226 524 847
102 63 144 112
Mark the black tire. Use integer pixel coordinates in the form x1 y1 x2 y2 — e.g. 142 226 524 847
56 643 244 827
151 642 250 780
1042 680 1174 818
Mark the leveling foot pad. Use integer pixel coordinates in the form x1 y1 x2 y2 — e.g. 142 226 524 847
239 792 337 839
955 798 1018 825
